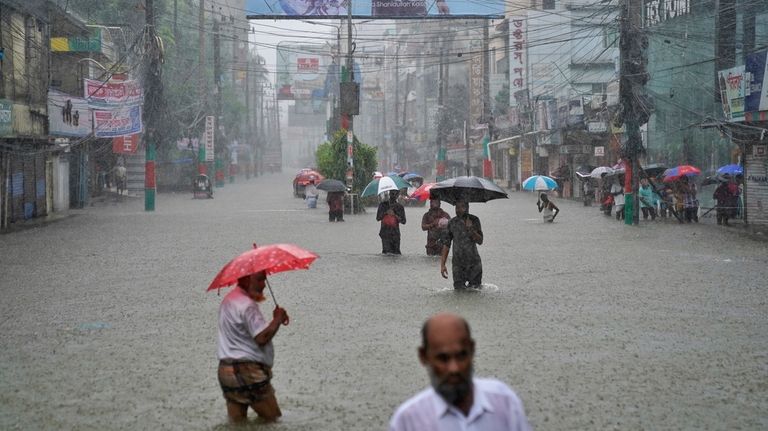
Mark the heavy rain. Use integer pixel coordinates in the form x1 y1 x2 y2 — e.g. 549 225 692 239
1 0 768 430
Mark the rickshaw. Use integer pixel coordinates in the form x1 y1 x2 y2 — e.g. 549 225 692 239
193 174 213 199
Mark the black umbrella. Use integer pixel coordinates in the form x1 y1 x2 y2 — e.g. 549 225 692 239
429 176 508 205
316 179 346 192
643 163 667 178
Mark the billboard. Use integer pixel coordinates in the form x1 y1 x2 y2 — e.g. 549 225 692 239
84 78 144 106
276 43 333 100
48 90 93 137
745 50 768 114
245 0 505 18
93 105 143 138
718 66 747 122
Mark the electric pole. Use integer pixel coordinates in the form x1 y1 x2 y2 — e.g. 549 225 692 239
143 0 164 211
436 46 446 181
618 0 648 225
394 44 400 168
198 0 207 175
213 10 224 187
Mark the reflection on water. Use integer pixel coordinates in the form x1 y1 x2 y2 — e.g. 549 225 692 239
211 408 316 430
427 283 500 293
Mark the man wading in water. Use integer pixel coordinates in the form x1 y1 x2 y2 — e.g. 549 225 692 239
439 201 484 289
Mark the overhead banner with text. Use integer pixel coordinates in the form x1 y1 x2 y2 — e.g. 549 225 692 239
84 78 144 106
245 0 504 18
94 105 143 138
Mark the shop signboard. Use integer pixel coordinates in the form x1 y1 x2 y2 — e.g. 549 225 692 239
509 16 527 106
204 116 215 162
112 134 140 154
0 99 12 137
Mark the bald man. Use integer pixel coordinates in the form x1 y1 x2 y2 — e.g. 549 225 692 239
389 313 531 431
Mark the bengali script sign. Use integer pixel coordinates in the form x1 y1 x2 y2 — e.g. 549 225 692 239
94 105 143 138
84 79 144 106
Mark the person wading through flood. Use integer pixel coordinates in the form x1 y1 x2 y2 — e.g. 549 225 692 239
388 312 532 431
377 190 406 255
440 200 483 289
537 193 560 223
327 190 345 222
217 271 289 423
421 198 450 256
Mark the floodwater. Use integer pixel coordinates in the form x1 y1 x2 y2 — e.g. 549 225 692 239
1 172 767 430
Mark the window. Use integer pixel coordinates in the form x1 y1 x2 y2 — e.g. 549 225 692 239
543 0 556 10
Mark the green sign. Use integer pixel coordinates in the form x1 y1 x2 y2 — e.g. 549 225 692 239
0 99 13 137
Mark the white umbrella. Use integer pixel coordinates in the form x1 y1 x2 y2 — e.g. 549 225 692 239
376 176 400 195
590 166 615 178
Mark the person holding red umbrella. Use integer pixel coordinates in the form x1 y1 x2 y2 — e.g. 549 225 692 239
217 271 289 423
209 243 316 422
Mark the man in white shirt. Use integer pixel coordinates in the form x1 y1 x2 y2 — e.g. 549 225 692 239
217 271 289 423
389 313 532 431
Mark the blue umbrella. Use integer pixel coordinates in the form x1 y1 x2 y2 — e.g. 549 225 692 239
522 175 558 191
716 164 743 176
402 173 423 181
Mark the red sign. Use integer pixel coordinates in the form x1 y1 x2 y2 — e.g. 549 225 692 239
112 133 140 154
297 58 320 73
85 78 143 105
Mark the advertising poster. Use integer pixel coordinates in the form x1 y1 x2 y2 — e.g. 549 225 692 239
245 0 504 17
718 65 747 122
48 90 93 137
276 43 332 100
745 50 768 114
84 78 144 106
94 105 143 138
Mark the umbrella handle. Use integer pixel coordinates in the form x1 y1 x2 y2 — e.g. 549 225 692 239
265 279 289 326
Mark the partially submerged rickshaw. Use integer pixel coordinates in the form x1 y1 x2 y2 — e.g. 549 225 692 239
193 174 213 199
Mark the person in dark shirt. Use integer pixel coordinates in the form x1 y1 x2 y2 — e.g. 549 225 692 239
421 198 450 256
439 200 483 289
327 191 344 222
376 190 406 254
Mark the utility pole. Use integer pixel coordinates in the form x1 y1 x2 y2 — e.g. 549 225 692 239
402 71 411 169
245 49 252 179
198 0 207 175
346 0 354 132
213 10 224 187
143 0 164 211
394 44 400 168
173 0 179 42
618 0 648 225
436 46 446 181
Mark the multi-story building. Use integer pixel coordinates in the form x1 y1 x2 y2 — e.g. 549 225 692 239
0 0 51 230
490 0 620 196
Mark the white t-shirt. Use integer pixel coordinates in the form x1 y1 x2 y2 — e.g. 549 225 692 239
217 287 274 365
389 378 532 431
611 183 625 206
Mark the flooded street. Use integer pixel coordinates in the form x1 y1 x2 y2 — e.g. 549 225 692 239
1 173 767 430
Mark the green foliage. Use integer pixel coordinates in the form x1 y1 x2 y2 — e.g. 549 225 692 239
494 83 509 116
315 129 377 193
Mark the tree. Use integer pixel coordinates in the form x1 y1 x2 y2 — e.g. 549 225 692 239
315 129 377 193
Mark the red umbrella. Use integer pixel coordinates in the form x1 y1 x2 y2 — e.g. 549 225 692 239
208 244 318 303
410 182 437 202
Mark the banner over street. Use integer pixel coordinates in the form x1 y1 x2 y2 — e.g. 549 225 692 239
245 0 505 18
